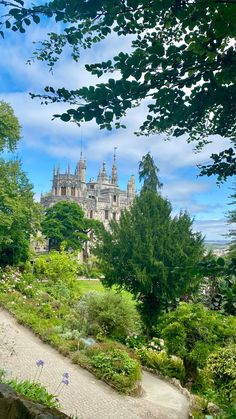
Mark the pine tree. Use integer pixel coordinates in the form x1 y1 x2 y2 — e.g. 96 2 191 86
97 155 204 333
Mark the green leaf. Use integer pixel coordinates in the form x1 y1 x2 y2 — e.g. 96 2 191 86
60 113 71 122
32 15 40 24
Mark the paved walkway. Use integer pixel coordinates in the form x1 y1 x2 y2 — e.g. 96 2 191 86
0 308 189 419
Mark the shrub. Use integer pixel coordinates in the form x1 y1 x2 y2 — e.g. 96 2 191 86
157 303 236 384
34 251 78 284
137 348 185 383
5 379 58 408
207 345 236 404
72 291 141 340
85 343 141 393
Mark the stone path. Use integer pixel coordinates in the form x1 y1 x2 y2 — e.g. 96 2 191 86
0 308 189 419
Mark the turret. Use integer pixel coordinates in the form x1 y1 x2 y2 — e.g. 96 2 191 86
100 162 109 184
77 152 86 183
127 175 135 201
111 147 118 186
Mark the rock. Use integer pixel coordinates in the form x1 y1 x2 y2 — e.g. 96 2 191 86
207 402 223 415
0 383 69 419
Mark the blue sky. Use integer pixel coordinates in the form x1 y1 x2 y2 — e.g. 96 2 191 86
0 15 234 241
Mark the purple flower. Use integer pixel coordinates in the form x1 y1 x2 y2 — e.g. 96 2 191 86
62 378 69 385
36 359 44 367
62 372 69 379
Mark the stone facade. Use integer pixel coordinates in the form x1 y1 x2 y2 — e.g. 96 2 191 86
41 153 136 228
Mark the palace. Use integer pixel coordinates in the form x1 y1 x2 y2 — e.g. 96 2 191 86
41 152 136 227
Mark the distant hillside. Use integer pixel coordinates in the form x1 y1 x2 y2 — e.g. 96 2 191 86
204 240 229 253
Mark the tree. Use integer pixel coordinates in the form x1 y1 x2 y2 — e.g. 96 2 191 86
0 100 21 152
139 153 162 192
1 0 235 180
0 159 35 266
227 182 236 256
97 157 204 332
41 201 91 251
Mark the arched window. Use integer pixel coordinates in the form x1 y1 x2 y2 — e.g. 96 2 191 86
105 210 109 220
71 187 75 196
90 210 93 219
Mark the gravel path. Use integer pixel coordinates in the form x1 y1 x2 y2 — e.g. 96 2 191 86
0 308 189 419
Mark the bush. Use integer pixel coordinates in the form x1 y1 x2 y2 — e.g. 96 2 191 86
82 343 141 393
5 379 58 408
72 291 141 340
157 303 236 384
137 348 185 383
34 251 78 284
207 345 236 404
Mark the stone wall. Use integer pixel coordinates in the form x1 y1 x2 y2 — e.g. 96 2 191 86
0 383 69 419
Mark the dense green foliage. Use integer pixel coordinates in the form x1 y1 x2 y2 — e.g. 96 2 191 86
139 153 162 192
73 291 141 340
207 345 236 405
98 190 204 332
34 251 78 284
1 1 235 179
137 349 185 383
5 378 59 408
157 303 236 383
74 342 141 394
197 256 236 315
0 159 36 266
0 101 21 152
41 201 89 251
227 183 236 257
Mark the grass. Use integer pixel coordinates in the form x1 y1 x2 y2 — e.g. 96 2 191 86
77 279 105 294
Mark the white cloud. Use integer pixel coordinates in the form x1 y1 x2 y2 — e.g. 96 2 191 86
193 219 234 241
0 19 233 243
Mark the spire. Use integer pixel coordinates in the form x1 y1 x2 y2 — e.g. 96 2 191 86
78 152 86 183
101 161 109 183
53 166 56 176
111 147 118 186
67 162 70 175
127 174 135 201
97 169 101 182
57 163 60 175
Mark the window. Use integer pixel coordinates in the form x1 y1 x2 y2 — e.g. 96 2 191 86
112 212 116 220
90 210 93 219
55 187 58 195
113 195 117 202
105 210 109 220
61 186 66 196
90 184 95 189
71 187 75 196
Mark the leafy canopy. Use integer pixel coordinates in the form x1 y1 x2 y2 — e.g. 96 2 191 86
0 159 35 266
97 154 204 332
158 303 236 382
41 201 90 250
1 0 236 180
227 182 236 256
0 101 21 152
139 152 162 192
